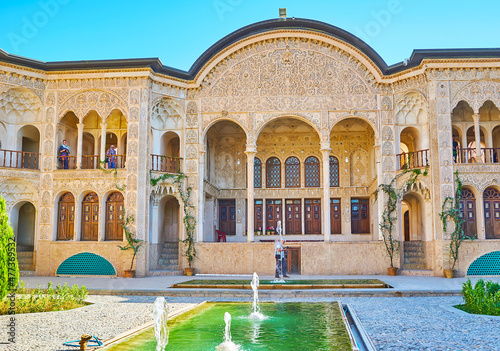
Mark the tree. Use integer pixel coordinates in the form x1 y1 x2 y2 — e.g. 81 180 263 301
0 196 19 300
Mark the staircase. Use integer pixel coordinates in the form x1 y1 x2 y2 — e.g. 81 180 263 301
149 242 182 276
18 251 36 276
403 241 427 270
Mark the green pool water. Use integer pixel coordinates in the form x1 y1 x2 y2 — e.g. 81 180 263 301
105 302 352 351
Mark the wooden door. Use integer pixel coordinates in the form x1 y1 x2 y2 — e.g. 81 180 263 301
330 198 341 234
351 198 370 234
305 199 321 234
460 188 477 239
484 188 500 239
286 199 302 234
105 192 124 241
254 199 263 232
286 247 301 274
403 211 410 241
57 193 75 240
81 192 99 241
265 199 282 231
219 199 236 235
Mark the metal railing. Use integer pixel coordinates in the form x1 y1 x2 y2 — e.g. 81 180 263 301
0 149 40 170
396 149 429 170
151 154 182 173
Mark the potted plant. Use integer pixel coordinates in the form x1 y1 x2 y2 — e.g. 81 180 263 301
266 226 275 235
118 215 143 278
181 215 196 276
440 172 473 278
255 227 262 236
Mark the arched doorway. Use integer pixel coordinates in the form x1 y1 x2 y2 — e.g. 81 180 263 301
402 193 426 270
81 192 99 241
57 112 79 169
57 192 75 240
159 196 180 243
16 125 40 169
483 187 500 239
11 201 36 272
105 192 124 241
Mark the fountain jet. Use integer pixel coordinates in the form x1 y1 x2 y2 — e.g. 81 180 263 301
249 272 266 321
151 297 169 351
217 312 240 351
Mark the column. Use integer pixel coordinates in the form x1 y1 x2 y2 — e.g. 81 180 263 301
301 198 305 235
100 123 107 162
76 123 83 169
245 145 256 242
473 114 482 162
321 146 331 242
282 197 286 235
196 149 206 242
476 193 486 240
486 127 494 163
461 127 468 163
150 195 160 244
375 144 384 240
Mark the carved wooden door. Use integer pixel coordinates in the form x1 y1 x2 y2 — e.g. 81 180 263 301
403 211 410 241
484 188 500 239
219 199 236 235
105 192 124 241
254 199 263 232
330 198 341 234
81 192 99 241
265 199 282 232
286 199 302 234
57 193 75 240
460 188 477 239
351 198 370 234
305 199 321 234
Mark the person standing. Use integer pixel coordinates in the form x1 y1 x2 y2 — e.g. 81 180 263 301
274 239 289 278
106 145 117 169
452 136 460 163
59 140 70 169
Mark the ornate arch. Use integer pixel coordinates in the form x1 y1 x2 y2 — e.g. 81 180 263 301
151 97 184 130
452 81 500 113
58 89 128 120
0 178 39 211
0 87 43 123
330 115 378 139
255 113 322 140
202 116 249 142
395 91 428 126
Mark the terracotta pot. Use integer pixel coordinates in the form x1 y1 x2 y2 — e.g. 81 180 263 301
185 268 195 276
124 269 135 278
387 267 398 276
444 269 455 279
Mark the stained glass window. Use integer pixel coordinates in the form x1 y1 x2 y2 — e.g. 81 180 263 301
484 187 500 199
254 158 262 188
305 156 320 187
329 156 339 187
285 156 300 188
266 157 281 188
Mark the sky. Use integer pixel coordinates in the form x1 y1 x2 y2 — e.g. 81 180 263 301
0 0 499 71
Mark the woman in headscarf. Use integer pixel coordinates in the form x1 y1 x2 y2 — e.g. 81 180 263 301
106 145 117 169
59 140 70 169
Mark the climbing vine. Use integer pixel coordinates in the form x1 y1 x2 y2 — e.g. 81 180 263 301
118 215 143 270
375 159 429 268
98 160 127 191
439 171 472 270
150 171 197 268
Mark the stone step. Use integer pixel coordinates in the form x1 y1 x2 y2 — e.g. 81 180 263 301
160 253 178 260
403 241 424 246
17 256 34 265
403 250 425 257
161 247 178 254
163 243 179 248
404 257 426 263
19 264 35 271
16 251 34 257
20 270 36 277
148 270 183 276
398 269 433 276
159 258 179 265
404 263 427 270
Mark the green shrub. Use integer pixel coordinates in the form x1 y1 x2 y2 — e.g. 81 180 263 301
0 281 88 315
459 279 500 316
0 196 19 300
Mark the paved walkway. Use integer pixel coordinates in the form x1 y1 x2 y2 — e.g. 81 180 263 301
19 274 500 296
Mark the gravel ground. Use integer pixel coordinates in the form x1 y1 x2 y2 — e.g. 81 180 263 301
0 296 197 351
1 295 499 350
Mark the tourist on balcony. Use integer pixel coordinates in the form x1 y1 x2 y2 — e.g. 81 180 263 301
58 140 70 169
452 136 459 163
106 145 117 169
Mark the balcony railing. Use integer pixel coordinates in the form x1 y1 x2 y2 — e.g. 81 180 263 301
151 154 182 173
81 155 100 169
397 149 429 170
455 148 500 164
0 149 40 170
106 155 126 169
57 156 77 169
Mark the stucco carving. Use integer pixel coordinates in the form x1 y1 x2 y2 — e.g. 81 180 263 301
0 178 39 210
452 81 500 112
382 126 393 140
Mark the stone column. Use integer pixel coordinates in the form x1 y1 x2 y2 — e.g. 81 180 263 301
461 129 468 163
100 123 107 162
245 145 256 243
473 114 482 162
321 146 331 242
476 192 486 240
197 149 206 242
76 123 83 169
301 198 305 235
150 195 160 244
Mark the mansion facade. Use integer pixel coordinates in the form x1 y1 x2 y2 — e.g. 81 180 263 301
1 18 500 277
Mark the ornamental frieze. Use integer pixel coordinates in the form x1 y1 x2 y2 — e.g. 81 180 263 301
58 89 128 120
451 80 500 112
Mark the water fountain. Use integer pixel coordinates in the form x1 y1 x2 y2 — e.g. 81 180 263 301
249 272 266 321
151 297 169 351
216 312 240 351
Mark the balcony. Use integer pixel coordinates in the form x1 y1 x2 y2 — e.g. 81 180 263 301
151 154 182 173
396 149 429 170
0 149 40 170
57 155 126 170
455 148 500 164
